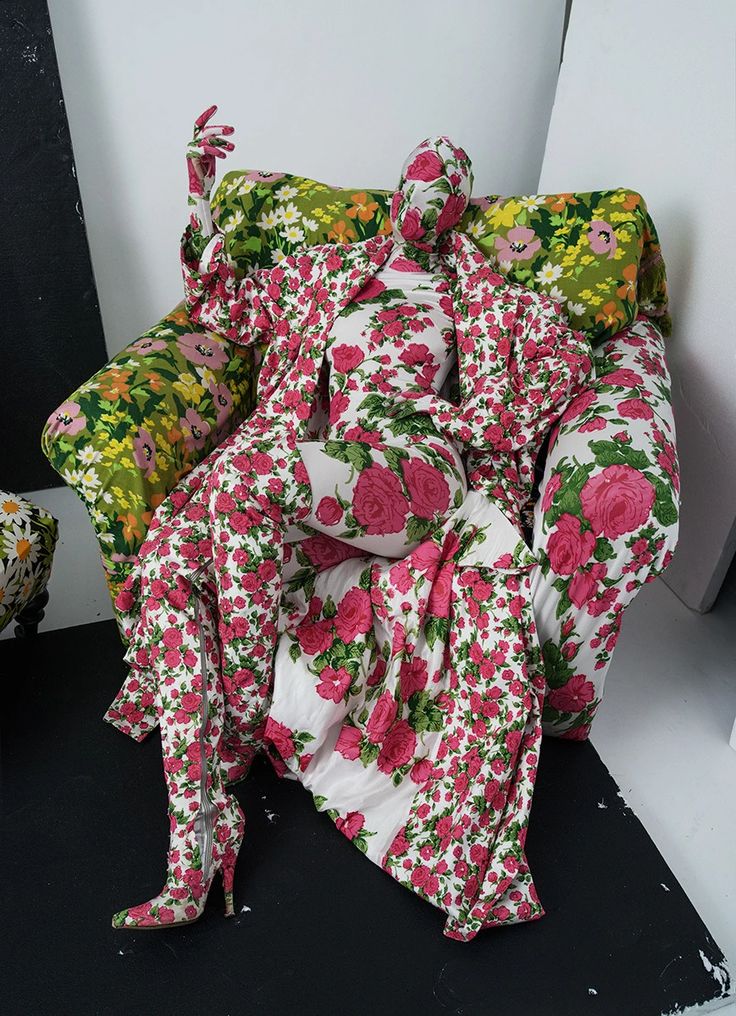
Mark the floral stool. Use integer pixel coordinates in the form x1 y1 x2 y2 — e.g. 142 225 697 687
0 491 58 637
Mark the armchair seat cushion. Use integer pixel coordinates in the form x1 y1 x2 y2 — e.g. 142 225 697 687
0 491 58 633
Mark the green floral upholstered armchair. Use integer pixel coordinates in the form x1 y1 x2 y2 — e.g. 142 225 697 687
42 173 679 740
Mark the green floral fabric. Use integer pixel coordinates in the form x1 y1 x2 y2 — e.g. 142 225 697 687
212 171 670 343
42 305 257 619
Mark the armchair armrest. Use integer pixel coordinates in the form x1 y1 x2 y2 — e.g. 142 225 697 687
531 316 680 739
42 302 258 616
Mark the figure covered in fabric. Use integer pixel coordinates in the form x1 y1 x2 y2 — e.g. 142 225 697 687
105 108 594 939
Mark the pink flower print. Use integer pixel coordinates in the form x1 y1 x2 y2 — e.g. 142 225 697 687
301 534 365 570
587 220 617 259
377 719 417 774
401 458 450 518
354 278 386 302
568 569 599 608
400 658 429 700
437 192 468 234
494 227 542 262
562 388 597 422
335 724 362 760
130 335 167 354
399 207 426 243
547 674 595 713
264 717 295 760
352 465 409 535
602 367 643 388
405 150 445 181
547 514 596 575
390 255 426 272
335 811 365 841
133 428 156 478
618 398 654 421
316 666 352 703
399 343 431 367
427 561 454 618
315 496 343 526
47 400 86 437
296 617 334 656
410 758 433 784
179 409 211 451
541 472 562 513
331 344 365 373
366 691 398 744
177 332 228 369
581 465 656 539
335 587 372 641
209 381 233 427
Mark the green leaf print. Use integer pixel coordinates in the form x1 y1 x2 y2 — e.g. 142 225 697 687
589 440 650 471
647 473 679 527
424 615 450 651
360 741 380 767
345 443 374 472
593 538 616 562
542 640 575 689
408 691 444 733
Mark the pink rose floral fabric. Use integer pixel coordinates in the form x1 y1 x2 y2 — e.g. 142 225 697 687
102 133 678 937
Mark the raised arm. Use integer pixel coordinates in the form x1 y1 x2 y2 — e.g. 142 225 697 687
181 105 275 345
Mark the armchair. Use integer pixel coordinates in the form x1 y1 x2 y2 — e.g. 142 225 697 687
42 173 679 739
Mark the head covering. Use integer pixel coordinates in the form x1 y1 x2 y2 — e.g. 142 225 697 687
389 136 474 270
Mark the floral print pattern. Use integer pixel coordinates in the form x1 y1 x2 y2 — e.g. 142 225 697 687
42 176 677 746
0 491 58 633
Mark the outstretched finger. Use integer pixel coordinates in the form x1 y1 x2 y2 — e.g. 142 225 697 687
194 104 218 130
198 124 235 140
197 136 235 153
201 143 233 158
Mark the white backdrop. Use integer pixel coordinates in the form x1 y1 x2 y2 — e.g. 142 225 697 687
538 0 736 612
48 0 566 357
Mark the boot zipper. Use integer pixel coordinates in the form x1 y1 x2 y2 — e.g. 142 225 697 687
191 567 216 884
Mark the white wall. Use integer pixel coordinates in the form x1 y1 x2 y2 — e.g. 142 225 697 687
538 0 736 613
48 0 565 357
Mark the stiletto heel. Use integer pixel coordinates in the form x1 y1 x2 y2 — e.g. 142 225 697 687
112 802 245 930
222 863 236 918
112 585 246 931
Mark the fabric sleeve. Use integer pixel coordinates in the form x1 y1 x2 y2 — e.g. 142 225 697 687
180 218 281 346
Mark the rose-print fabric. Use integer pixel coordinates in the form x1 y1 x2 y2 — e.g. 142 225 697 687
103 135 604 938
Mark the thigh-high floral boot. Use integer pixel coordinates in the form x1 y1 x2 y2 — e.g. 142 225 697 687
112 574 245 929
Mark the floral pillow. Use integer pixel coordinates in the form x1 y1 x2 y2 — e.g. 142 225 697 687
210 171 670 346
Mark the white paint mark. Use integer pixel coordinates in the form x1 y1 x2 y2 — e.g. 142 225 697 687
698 950 730 996
661 882 671 892
597 799 607 809
118 950 124 956
261 794 267 800
75 200 84 225
240 904 252 913
265 809 279 823
588 987 598 995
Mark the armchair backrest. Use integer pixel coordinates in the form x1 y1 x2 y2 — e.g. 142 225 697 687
211 171 670 345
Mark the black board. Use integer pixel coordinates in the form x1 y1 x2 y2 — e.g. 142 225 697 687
0 1 107 491
2 619 732 1016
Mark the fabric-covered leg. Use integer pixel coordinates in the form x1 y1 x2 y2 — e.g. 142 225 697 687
531 318 680 739
207 425 314 770
112 577 245 928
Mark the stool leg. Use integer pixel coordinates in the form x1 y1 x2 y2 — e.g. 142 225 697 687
14 588 50 639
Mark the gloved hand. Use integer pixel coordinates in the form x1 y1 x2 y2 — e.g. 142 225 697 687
186 104 236 235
